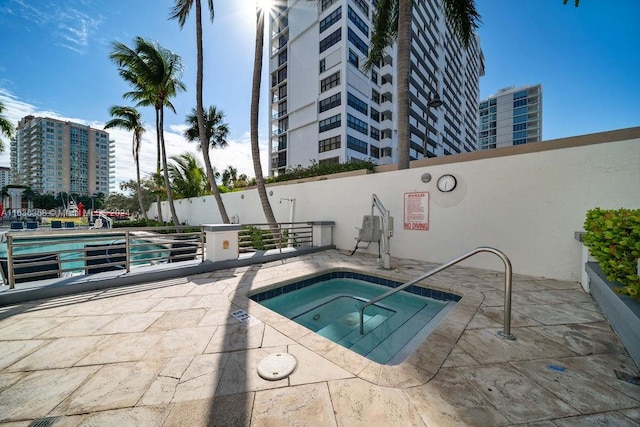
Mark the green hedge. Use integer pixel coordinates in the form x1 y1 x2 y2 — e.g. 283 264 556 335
584 208 640 300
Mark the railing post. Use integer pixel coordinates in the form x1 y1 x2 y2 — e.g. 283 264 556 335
125 230 131 273
7 234 14 289
202 224 241 262
308 221 335 247
200 226 205 262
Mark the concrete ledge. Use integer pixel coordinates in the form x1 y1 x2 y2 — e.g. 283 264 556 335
0 245 335 307
202 224 242 232
587 262 640 366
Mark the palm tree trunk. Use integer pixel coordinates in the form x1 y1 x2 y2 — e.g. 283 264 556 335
396 0 412 170
135 156 148 221
251 6 277 227
159 107 180 226
155 109 164 223
193 0 230 224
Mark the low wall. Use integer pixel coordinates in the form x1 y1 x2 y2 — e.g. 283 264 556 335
148 127 640 282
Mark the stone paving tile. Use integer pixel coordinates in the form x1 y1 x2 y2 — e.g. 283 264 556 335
512 358 639 414
163 393 255 427
37 315 119 338
197 307 240 327
102 298 163 314
53 360 163 415
205 322 265 354
74 406 171 426
94 311 164 334
191 294 234 310
252 383 337 426
172 353 229 402
456 363 580 424
215 346 288 396
0 317 66 340
328 378 425 426
0 340 49 370
527 322 629 357
76 331 165 365
0 366 99 423
149 296 200 312
406 367 510 426
262 325 296 347
441 347 479 368
552 411 640 426
457 327 578 364
288 344 353 386
146 309 207 331
139 356 194 406
0 372 26 393
468 306 542 329
145 326 218 358
6 336 107 372
513 303 606 325
620 408 640 424
479 290 506 307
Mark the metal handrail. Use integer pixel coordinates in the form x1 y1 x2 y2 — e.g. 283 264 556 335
359 246 515 340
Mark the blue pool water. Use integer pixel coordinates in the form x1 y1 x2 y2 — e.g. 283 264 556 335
0 234 167 272
251 272 460 365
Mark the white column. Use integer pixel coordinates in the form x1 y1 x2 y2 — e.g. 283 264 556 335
203 224 242 262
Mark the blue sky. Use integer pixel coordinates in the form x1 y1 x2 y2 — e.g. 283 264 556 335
0 0 638 188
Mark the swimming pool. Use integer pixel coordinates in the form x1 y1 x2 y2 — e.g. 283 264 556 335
250 271 460 365
0 234 168 272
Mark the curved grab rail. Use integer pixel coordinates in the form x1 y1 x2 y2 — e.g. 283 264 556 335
359 246 515 340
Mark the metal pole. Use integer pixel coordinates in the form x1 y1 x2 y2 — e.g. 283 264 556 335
423 104 430 157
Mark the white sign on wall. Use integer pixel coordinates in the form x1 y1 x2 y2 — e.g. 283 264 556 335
404 192 429 230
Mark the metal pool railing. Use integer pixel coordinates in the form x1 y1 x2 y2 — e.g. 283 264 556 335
1 226 205 289
238 222 313 252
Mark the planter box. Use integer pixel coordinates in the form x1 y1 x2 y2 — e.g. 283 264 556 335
587 262 640 366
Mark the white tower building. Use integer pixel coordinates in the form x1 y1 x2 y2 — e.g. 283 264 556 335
268 0 484 175
479 84 543 149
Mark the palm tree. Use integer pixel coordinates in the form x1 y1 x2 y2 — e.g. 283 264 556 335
110 37 186 226
0 101 14 153
168 152 208 198
104 105 148 220
183 105 231 222
222 165 238 188
365 0 481 170
251 4 277 226
170 1 226 221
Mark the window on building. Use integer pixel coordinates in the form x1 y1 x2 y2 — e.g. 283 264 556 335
370 145 380 158
319 156 340 165
319 6 342 33
347 135 368 154
348 49 359 67
319 58 326 73
513 123 527 131
352 0 369 16
371 70 378 84
320 71 341 92
347 92 368 115
321 0 338 12
347 28 368 55
347 114 368 135
319 114 341 132
370 108 380 122
370 127 380 141
347 6 369 36
320 28 341 53
318 135 341 152
319 92 342 113
371 89 380 104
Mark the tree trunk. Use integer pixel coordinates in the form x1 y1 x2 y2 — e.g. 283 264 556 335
155 108 164 223
396 0 413 170
251 6 277 227
159 107 180 226
194 0 230 224
134 135 148 220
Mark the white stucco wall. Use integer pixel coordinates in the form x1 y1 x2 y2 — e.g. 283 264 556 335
149 133 640 282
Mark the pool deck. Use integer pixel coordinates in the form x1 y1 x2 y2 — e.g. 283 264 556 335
0 250 638 426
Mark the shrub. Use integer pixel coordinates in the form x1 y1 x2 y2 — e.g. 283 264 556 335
265 159 376 184
584 208 640 300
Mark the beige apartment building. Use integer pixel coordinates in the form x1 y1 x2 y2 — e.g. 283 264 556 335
11 116 110 196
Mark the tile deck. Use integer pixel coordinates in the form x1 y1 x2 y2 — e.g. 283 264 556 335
0 250 638 426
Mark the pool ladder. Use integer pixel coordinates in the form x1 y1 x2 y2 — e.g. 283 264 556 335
359 247 515 340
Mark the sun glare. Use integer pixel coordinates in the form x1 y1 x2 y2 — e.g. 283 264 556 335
258 0 272 12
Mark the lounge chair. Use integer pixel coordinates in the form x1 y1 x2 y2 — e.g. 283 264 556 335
90 218 103 229
65 221 75 229
0 253 61 284
51 220 62 229
85 242 126 274
10 222 23 230
26 221 38 230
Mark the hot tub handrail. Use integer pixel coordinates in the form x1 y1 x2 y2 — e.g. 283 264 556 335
359 246 515 340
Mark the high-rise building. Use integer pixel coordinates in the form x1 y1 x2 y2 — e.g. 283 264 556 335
0 166 10 188
11 116 110 196
268 0 484 175
478 84 542 150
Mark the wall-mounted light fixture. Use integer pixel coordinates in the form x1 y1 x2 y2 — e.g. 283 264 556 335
421 173 432 183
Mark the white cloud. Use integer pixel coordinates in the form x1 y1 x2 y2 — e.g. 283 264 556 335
0 88 270 193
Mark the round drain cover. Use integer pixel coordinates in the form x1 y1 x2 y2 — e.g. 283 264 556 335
257 353 297 380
